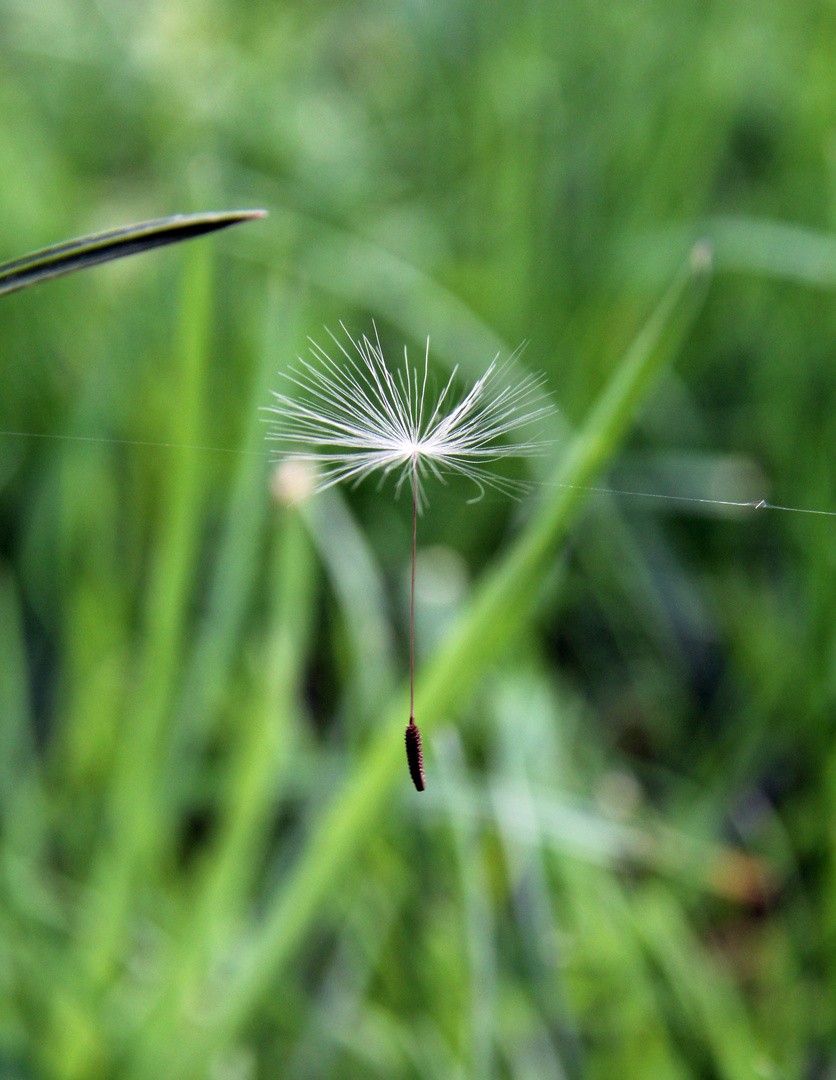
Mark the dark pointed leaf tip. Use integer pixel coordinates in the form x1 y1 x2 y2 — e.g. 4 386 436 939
0 209 268 298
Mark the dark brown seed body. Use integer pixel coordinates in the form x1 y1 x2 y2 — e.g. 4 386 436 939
405 721 425 791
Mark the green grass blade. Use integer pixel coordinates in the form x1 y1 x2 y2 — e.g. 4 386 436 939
131 506 319 1079
0 210 266 297
0 565 36 820
0 564 49 870
437 734 497 1080
300 489 398 720
164 283 298 784
157 242 712 1078
707 215 836 288
78 240 215 994
631 215 836 292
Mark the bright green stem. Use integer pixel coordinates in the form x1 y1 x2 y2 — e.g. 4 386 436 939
163 243 712 1078
79 242 213 992
130 509 317 1080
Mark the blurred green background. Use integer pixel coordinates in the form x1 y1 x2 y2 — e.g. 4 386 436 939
2 0 836 1077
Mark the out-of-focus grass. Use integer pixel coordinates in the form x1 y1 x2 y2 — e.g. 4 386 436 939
2 1 836 1078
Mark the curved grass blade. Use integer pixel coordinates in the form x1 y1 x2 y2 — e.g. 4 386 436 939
0 209 267 297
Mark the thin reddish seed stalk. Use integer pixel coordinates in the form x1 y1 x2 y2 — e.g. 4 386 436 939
410 454 417 722
405 454 425 791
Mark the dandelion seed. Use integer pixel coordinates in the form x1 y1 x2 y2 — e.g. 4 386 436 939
265 324 551 791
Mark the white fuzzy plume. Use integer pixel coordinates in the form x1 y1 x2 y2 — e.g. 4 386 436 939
265 324 551 507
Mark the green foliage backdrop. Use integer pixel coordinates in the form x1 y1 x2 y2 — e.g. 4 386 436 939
1 1 835 1078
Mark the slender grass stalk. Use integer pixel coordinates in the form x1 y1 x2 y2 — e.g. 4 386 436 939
299 487 398 718
132 507 317 1079
0 567 44 854
437 733 497 1080
163 283 301 802
77 242 214 994
155 242 712 1080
